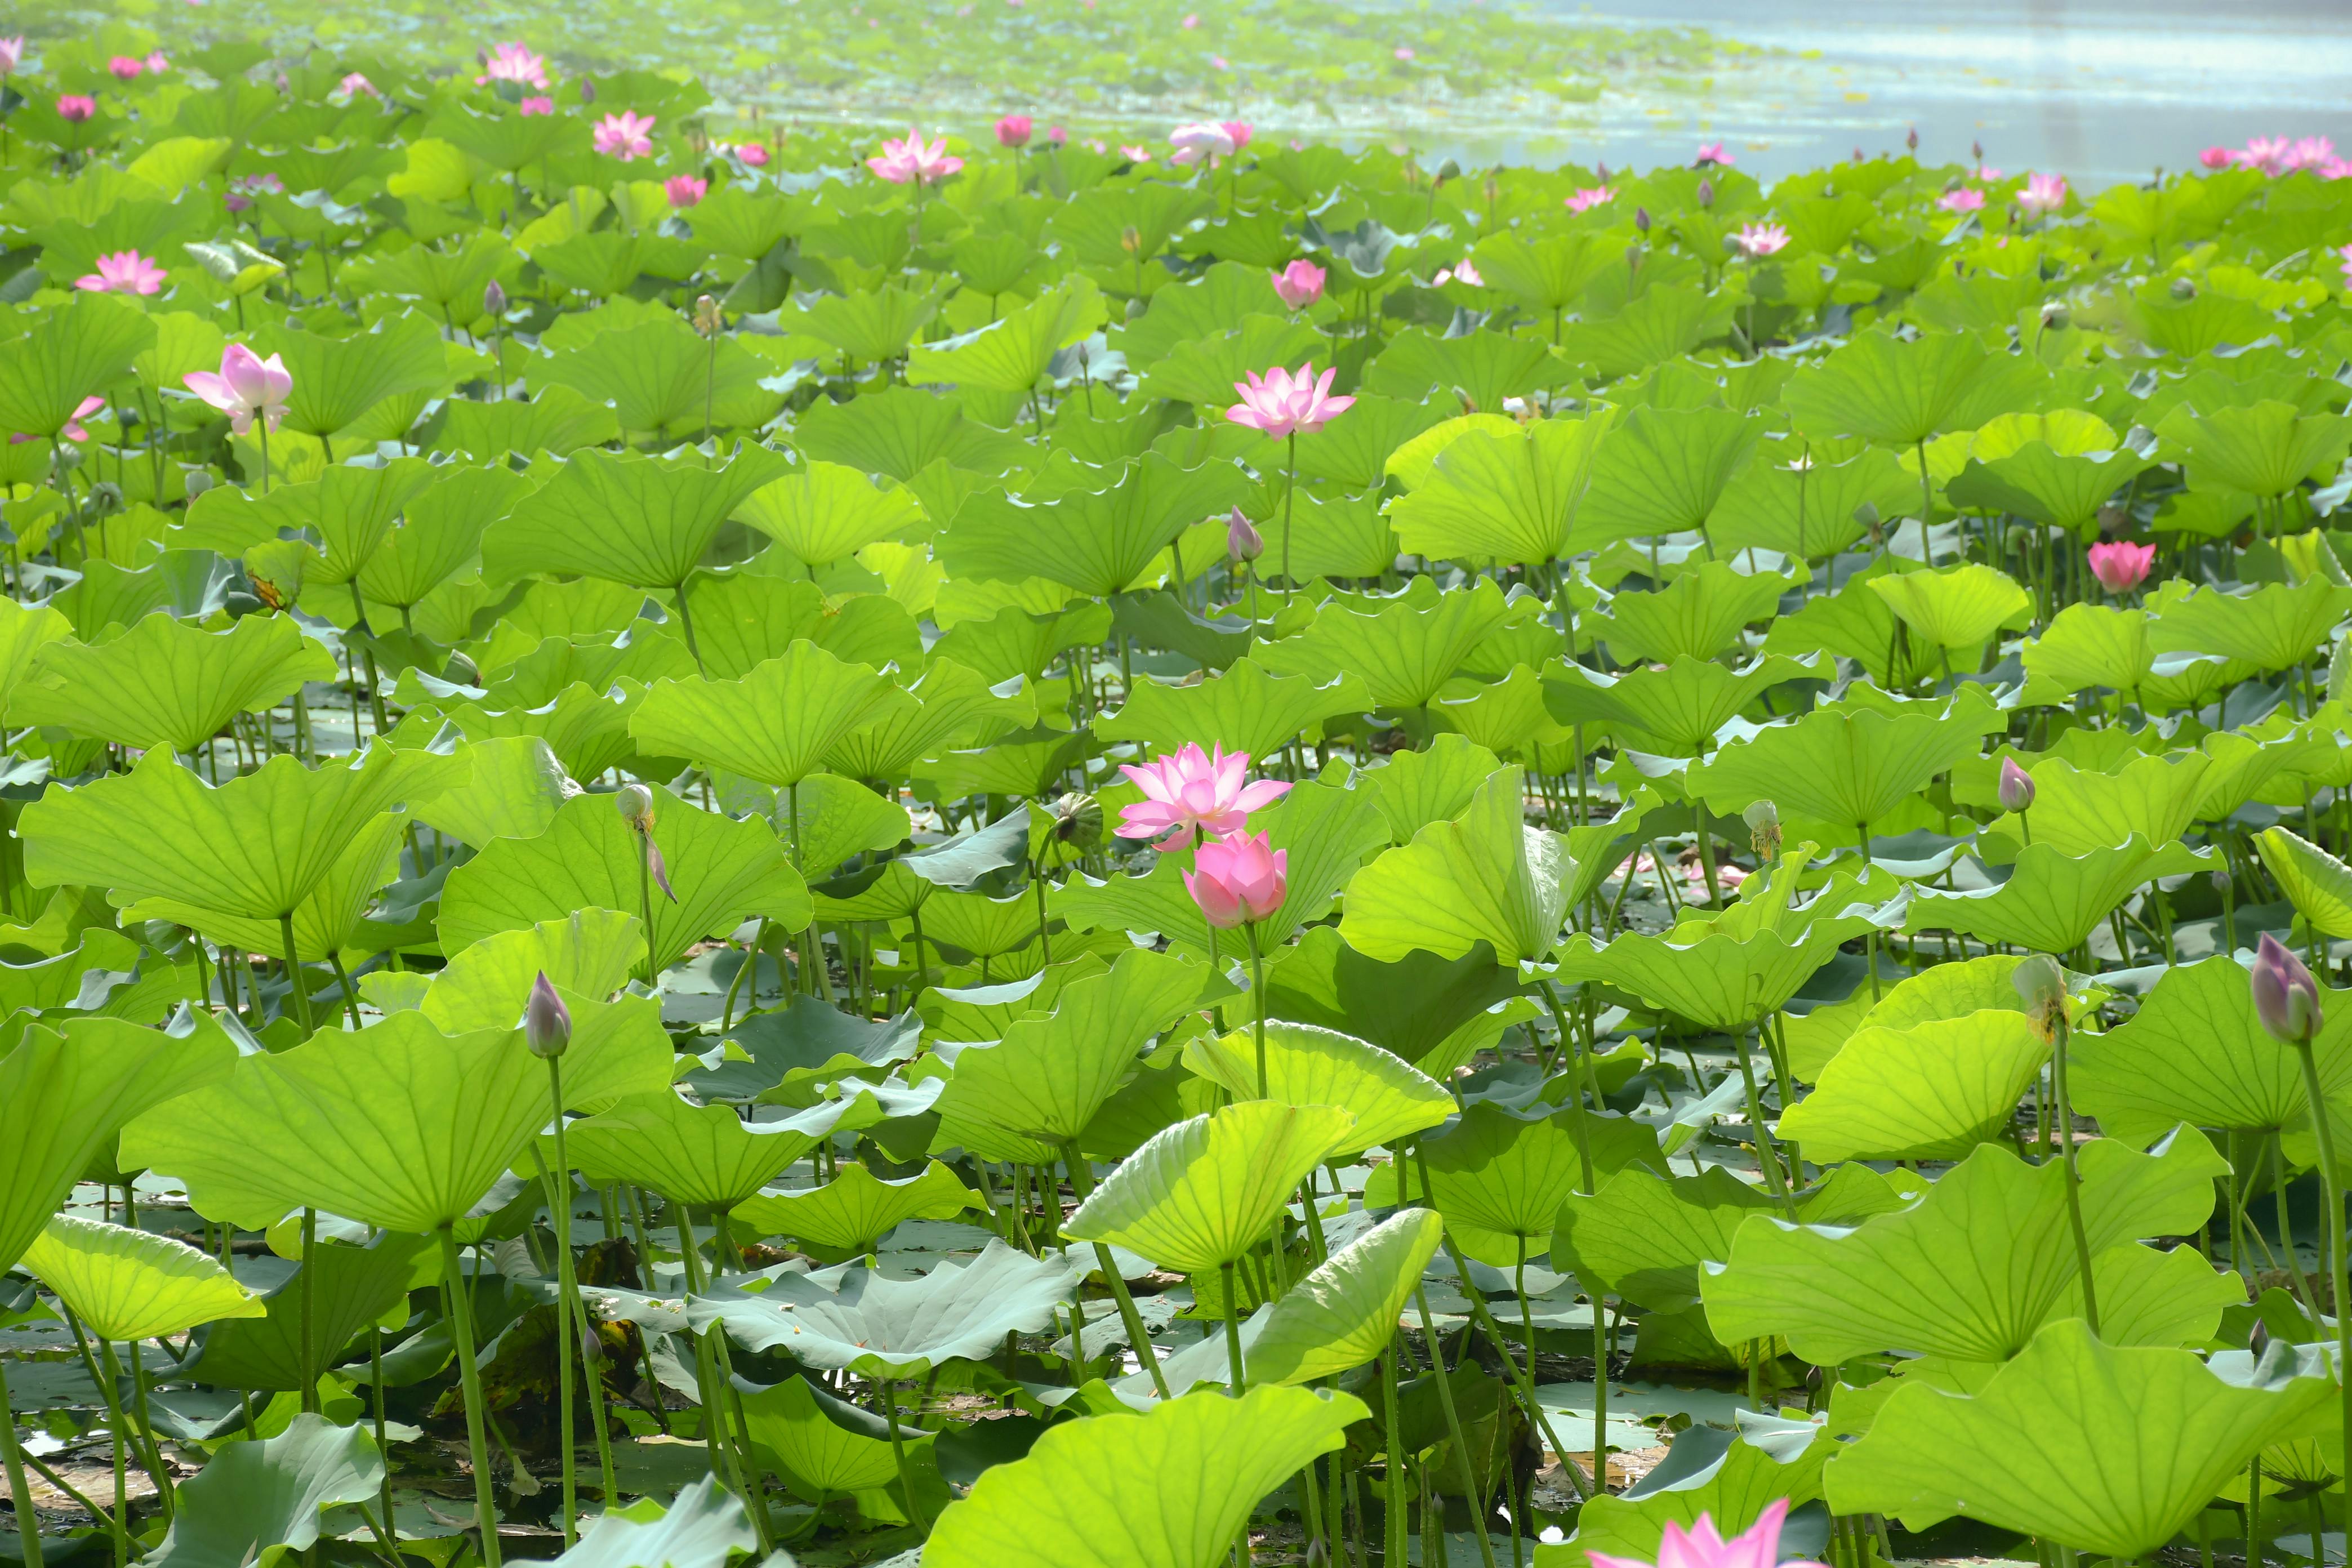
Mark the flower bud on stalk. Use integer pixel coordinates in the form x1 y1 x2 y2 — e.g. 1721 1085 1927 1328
693 293 723 338
1998 756 2035 813
2252 933 2323 1046
1227 505 1262 562
616 782 655 832
484 279 506 319
525 970 572 1058
1049 791 1103 850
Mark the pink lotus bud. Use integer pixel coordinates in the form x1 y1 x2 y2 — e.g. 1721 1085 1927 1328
525 970 572 1058
995 114 1032 148
56 95 96 122
1184 830 1287 929
1998 756 2035 814
1227 506 1263 562
1271 259 1325 311
2252 933 2323 1045
2087 540 2155 595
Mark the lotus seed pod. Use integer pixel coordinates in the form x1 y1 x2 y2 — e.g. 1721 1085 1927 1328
616 782 655 830
2012 954 2068 1037
524 970 572 1059
1998 756 2035 814
2251 933 2323 1046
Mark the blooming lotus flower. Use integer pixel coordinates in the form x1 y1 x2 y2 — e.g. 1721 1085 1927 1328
1117 744 1291 849
1120 144 1152 163
664 174 707 207
2199 146 2234 169
737 141 770 167
1731 221 1789 257
59 396 103 443
2252 933 2323 1045
2087 539 2155 595
1589 1500 1825 1568
1685 859 1747 903
1223 121 1254 150
75 250 167 296
1272 259 1325 310
1433 255 1483 287
866 128 962 185
1937 186 1986 212
56 95 95 122
2288 136 2337 171
0 37 22 74
1694 140 1734 166
2242 136 2292 175
594 110 657 161
1169 121 1236 166
995 114 1032 148
1227 362 1355 440
184 343 292 435
144 51 169 73
1186 831 1288 929
1975 165 2003 180
1395 45 1415 60
224 171 282 212
1046 124 1067 147
2016 172 2068 216
477 41 549 90
1564 185 1615 213
519 95 553 115
338 72 378 96
2322 158 2352 181
107 55 144 81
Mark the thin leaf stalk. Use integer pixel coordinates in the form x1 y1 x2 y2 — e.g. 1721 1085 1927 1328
2289 1036 2352 1491
436 1226 503 1568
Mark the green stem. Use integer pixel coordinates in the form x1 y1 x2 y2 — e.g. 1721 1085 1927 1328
1246 921 1269 1098
437 1226 504 1568
883 1383 931 1535
299 1207 318 1414
1381 1349 1407 1568
1063 1142 1170 1399
543 1063 580 1547
1282 430 1298 600
1412 1283 1500 1568
2048 1013 2099 1333
0 1356 46 1568
279 912 313 1034
2291 1039 2352 1477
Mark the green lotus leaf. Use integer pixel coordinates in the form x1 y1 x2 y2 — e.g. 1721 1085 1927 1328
792 384 1032 483
1573 404 1763 549
0 293 157 441
692 1237 1083 1378
145 1414 384 1568
1701 1130 2229 1364
1591 561 1790 666
536 318 784 438
733 1160 979 1257
261 314 448 440
1419 1097 1650 1267
432 383 622 460
1340 767 1573 968
1556 1163 1914 1312
741 1373 930 1501
1468 230 1622 315
21 1213 264 1342
1774 1011 2049 1162
0 597 74 719
1783 328 2044 449
1786 952 2033 1081
908 277 1107 393
2157 398 2352 500
1356 733 1503 843
1432 663 1573 757
440 786 810 973
2152 578 2352 677
185 1232 436 1392
1254 574 1516 712
1762 565 1948 689
1557 1426 1834 1568
924 1384 1368 1568
1112 261 1282 367
1064 1102 1357 1274
343 230 515 325
1386 414 1614 567
357 464 536 614
123 808 404 963
408 736 577 849
424 102 577 175
724 771 910 876
1264 925 1526 1070
1542 652 1830 756
2256 824 2352 939
2194 728 2336 823
825 658 1025 785
480 445 794 590
661 571 921 680
21 743 459 923
790 284 945 367
734 460 925 571
630 643 916 790
1707 444 1918 559
119 1010 544 1233
548 1476 756 1568
1560 283 1734 381
942 453 1249 598
1825 1321 2332 1556
560 1088 856 1211
177 458 436 583
1987 752 2212 858
1686 697 2003 838
1246 1208 1446 1387
933 948 1213 1147
2055 1238 2244 1352
1184 1021 1453 1157
1905 835 2213 954
1865 561 2032 652
1095 657 1371 764
1945 443 2157 536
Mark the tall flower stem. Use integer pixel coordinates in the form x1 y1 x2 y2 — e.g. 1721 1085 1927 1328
279 912 313 1034
1411 1281 1500 1568
1062 1142 1171 1400
0 1357 46 1568
436 1225 503 1568
2047 1008 2099 1332
1281 430 1298 600
539 1059 581 1546
299 1206 318 1413
2289 1038 2352 1495
1245 920 1269 1097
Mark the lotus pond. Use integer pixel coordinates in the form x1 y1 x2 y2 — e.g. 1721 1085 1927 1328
6 23 2352 1568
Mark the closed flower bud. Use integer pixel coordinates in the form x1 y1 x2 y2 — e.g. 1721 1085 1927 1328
1633 206 1650 233
693 293 723 338
484 279 507 318
1696 178 1714 208
525 970 572 1058
616 782 655 831
1998 756 2035 814
1906 126 1919 152
1227 505 1263 562
2012 954 2068 1039
2252 932 2323 1046
579 78 596 103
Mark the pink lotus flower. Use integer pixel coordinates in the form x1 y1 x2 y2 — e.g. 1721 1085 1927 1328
1227 362 1355 440
2321 158 2352 181
1937 186 1986 212
1186 831 1288 929
1181 11 1200 25
664 174 706 207
594 110 657 161
1169 121 1235 166
1588 1500 1824 1568
107 56 143 81
1731 221 1789 258
737 141 770 167
2087 540 2155 595
0 37 23 74
338 72 378 96
866 128 962 185
1117 744 1292 849
1433 256 1483 287
44 396 104 443
1272 259 1325 310
75 250 166 295
1395 45 1415 60
477 41 549 90
1046 124 1067 148
144 51 168 73
1210 55 1228 69
2241 136 2292 175
1564 185 1615 213
2016 172 2068 216
1975 165 2003 181
2287 136 2337 171
1120 144 1152 163
2199 146 2234 169
995 114 1032 148
56 95 95 122
184 343 292 436
1685 859 1748 903
519 95 553 115
1694 141 1734 167
1223 121 1254 150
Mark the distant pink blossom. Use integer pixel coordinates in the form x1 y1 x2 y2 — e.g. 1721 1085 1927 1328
664 174 707 207
1181 10 1200 25
2088 540 2156 595
338 72 378 96
1210 55 1228 69
1169 121 1235 166
2015 172 2068 216
866 127 961 185
2337 242 2352 287
594 110 657 161
1686 859 1748 903
1731 221 1789 258
736 141 770 166
995 114 1032 148
1224 121 1253 150
1588 1501 1824 1568
184 343 292 435
1271 259 1325 310
224 171 282 212
1694 140 1734 166
43 396 103 444
477 41 549 90
1433 256 1483 287
1564 184 1615 214
1975 165 2003 180
518 95 553 115
1186 831 1288 928
2287 136 2337 171
2198 146 2231 168
56 94 95 122
0 37 23 75
1046 124 1067 146
75 250 166 295
2240 136 2292 175
1395 44 1415 60
1117 745 1292 849
1938 186 1986 212
1227 362 1355 440
107 56 144 81
1120 144 1152 163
